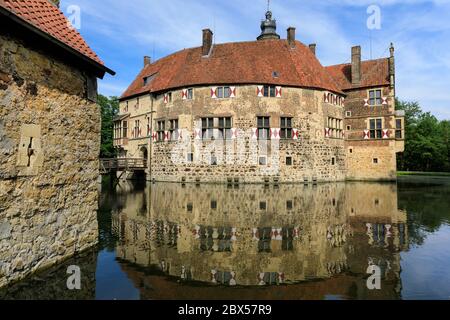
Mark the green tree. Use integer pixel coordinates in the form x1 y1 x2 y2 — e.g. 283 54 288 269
396 99 449 172
98 95 119 158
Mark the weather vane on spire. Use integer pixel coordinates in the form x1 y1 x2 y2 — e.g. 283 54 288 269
267 0 271 12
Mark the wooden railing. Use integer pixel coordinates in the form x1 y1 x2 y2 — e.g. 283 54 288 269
100 158 146 174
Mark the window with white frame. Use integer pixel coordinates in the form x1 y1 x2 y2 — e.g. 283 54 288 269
202 118 214 140
368 89 382 106
218 117 232 140
168 119 179 141
263 85 276 97
327 117 343 139
369 118 383 139
157 120 165 142
216 86 232 99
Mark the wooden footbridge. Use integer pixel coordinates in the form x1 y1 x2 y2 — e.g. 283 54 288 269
100 158 147 175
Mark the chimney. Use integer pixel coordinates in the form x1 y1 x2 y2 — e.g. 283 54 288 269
48 0 60 8
389 43 395 89
309 44 317 56
351 46 361 85
287 27 296 47
144 56 151 67
202 29 213 57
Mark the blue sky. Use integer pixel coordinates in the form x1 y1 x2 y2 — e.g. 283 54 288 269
60 0 450 119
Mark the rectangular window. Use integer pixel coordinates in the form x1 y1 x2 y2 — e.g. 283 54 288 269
215 86 231 99
218 117 232 140
369 89 382 106
345 111 352 117
396 119 403 139
202 118 214 140
280 117 293 140
259 156 267 166
286 156 293 166
286 200 293 210
134 120 140 138
257 116 271 140
187 88 194 100
168 119 179 141
373 158 379 164
122 121 128 138
331 157 336 165
260 201 267 210
369 118 383 139
187 153 194 163
157 120 165 142
263 85 276 97
327 117 343 139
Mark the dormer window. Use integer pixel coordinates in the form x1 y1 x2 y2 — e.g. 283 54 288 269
143 73 157 87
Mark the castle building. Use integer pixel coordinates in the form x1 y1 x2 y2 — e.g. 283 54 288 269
116 10 405 183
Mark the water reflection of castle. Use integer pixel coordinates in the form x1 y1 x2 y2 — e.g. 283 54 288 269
111 182 408 299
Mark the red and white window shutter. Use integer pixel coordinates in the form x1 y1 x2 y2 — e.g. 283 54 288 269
257 86 264 97
364 130 370 139
252 128 258 140
231 128 238 139
276 86 282 98
163 93 169 104
325 128 331 138
270 128 281 140
364 99 369 107
230 86 236 98
182 89 188 100
211 87 217 99
382 129 390 139
292 129 300 140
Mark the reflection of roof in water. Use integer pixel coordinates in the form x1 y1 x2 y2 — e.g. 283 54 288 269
117 259 401 300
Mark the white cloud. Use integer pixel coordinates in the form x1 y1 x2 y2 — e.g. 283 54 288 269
61 0 450 119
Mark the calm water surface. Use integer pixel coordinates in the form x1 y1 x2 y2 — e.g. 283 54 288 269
1 176 450 300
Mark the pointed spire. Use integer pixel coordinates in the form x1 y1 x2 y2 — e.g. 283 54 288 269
257 1 280 41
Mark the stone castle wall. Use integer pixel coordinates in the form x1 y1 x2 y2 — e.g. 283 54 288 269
0 33 100 288
118 86 347 183
344 86 404 181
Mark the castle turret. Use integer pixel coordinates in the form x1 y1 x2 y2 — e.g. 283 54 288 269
257 10 280 40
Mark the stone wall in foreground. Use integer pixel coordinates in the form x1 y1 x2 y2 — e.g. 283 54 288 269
0 33 100 288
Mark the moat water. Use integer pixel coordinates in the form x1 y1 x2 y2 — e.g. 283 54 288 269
1 176 450 300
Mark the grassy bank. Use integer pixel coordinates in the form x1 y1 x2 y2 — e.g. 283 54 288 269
398 171 450 177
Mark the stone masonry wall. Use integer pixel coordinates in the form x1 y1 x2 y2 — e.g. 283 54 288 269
0 33 100 288
344 85 401 181
118 86 346 183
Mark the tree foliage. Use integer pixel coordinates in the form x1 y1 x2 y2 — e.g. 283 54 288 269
396 99 450 172
98 94 119 158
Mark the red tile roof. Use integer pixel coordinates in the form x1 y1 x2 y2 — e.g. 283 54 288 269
325 58 390 90
0 0 104 66
121 39 343 99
